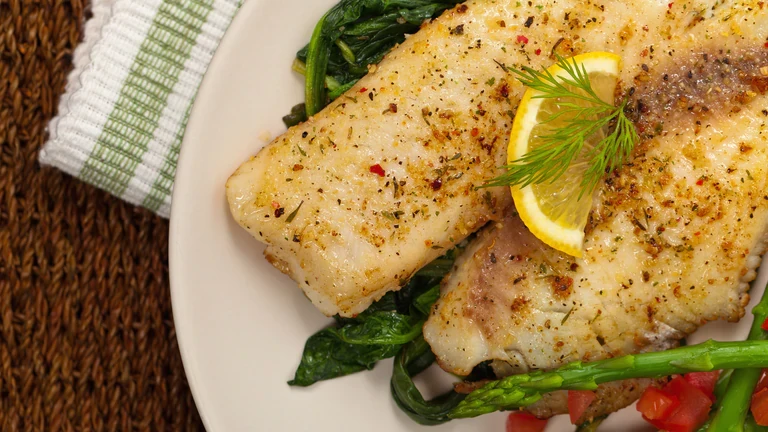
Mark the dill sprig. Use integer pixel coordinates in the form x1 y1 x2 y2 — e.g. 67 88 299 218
484 55 638 198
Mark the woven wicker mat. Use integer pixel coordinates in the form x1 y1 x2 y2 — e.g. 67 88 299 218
0 1 205 430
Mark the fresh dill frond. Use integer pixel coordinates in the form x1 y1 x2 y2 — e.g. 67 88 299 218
483 55 639 198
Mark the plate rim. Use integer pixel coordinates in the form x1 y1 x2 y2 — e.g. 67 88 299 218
168 1 255 430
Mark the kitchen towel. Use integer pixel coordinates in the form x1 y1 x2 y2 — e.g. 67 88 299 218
40 0 241 217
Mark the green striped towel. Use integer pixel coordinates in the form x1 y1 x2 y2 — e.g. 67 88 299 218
40 0 241 217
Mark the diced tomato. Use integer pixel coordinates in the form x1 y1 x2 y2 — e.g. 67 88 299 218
637 387 680 420
638 376 712 432
761 317 768 331
684 371 720 401
567 390 597 424
752 388 768 426
661 376 713 432
506 412 548 432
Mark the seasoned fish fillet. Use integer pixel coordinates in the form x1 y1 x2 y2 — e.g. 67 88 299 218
422 0 768 387
227 2 531 317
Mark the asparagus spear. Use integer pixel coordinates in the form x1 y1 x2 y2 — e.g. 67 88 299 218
706 282 768 432
450 340 768 419
696 370 734 431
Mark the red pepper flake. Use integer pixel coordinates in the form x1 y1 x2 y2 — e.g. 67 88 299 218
535 48 542 55
271 201 280 209
696 178 704 186
359 87 368 93
471 127 479 137
762 317 768 331
369 164 385 177
668 2 673 8
431 178 443 191
499 84 509 98
764 42 768 48
695 231 701 236
517 35 529 44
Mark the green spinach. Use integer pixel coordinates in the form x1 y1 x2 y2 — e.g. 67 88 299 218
289 285 433 386
286 0 460 121
391 336 466 425
412 285 440 316
290 244 461 387
337 311 424 345
288 328 401 387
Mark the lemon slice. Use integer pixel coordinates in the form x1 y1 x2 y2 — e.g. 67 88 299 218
509 52 621 258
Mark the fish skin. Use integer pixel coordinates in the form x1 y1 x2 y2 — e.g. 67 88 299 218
421 0 768 397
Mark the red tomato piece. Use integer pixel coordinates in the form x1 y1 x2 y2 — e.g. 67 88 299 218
684 371 720 401
638 377 713 432
761 317 768 331
506 412 547 432
637 387 680 420
660 376 713 432
568 390 597 424
752 388 768 426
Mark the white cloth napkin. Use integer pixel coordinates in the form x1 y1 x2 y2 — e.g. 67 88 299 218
40 0 241 217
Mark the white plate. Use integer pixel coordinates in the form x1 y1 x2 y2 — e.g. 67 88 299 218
168 0 768 430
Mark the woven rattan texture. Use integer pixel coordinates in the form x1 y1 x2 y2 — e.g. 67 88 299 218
0 1 205 430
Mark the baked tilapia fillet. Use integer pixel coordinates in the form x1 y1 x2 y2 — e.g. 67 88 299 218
422 0 768 419
227 2 531 317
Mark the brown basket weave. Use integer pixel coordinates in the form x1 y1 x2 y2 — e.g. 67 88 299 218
0 0 204 430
